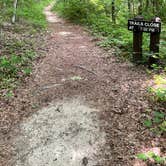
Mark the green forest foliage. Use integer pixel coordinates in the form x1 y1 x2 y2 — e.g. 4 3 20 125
0 0 51 96
53 0 166 66
0 0 51 28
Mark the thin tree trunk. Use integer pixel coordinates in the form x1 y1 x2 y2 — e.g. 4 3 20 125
155 0 160 15
132 0 135 16
145 0 149 13
152 0 155 14
12 0 18 24
138 0 143 15
128 0 131 15
112 0 116 23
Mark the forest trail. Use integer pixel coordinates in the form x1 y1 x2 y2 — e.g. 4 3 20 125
1 4 153 166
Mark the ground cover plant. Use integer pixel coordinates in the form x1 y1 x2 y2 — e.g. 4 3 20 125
137 152 166 165
0 0 51 97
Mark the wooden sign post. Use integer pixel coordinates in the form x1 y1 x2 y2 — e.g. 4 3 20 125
128 16 161 65
129 16 144 62
149 17 161 66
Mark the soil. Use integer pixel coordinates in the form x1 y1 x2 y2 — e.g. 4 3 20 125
0 4 165 166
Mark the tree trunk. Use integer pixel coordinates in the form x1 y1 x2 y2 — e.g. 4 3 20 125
128 0 131 15
12 0 18 24
152 0 155 14
112 0 116 23
145 0 149 11
138 0 143 15
132 0 135 16
155 0 160 15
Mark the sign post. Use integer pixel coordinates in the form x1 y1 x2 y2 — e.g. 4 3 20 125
149 17 161 66
128 16 161 65
132 16 144 62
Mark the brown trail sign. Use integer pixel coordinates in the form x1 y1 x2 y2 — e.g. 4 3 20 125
128 16 161 67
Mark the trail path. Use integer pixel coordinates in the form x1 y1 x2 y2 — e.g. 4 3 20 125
0 4 154 166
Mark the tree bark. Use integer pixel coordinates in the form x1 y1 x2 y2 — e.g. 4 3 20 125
138 0 143 15
132 0 135 16
112 0 116 23
128 0 131 15
145 0 149 11
12 0 18 24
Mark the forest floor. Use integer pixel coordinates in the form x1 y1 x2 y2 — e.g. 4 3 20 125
0 4 165 166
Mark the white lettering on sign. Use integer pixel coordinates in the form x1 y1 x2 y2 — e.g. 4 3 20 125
128 20 161 33
129 21 144 26
129 21 160 28
128 26 134 30
144 22 159 28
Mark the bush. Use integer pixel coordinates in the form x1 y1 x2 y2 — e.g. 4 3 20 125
54 0 103 23
17 0 52 28
0 0 51 96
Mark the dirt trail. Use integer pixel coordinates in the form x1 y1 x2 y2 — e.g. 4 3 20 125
0 4 155 166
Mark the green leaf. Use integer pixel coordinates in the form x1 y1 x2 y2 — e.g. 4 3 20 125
159 121 166 132
147 151 155 158
137 153 148 161
5 91 14 98
152 155 165 164
154 111 165 118
153 117 163 123
23 68 32 75
144 119 152 128
10 55 21 64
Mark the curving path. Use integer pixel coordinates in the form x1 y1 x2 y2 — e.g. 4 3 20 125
1 4 155 166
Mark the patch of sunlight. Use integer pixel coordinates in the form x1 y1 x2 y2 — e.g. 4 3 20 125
58 31 72 36
72 149 85 162
90 0 104 10
44 8 62 23
79 46 87 49
70 76 82 81
147 74 166 102
47 15 61 23
154 75 166 85
61 76 83 82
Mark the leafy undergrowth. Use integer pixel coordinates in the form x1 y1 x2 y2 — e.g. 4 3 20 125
143 110 166 136
148 75 166 102
136 74 166 165
0 25 35 98
137 152 166 165
17 0 52 28
0 0 52 28
147 75 166 137
0 0 51 99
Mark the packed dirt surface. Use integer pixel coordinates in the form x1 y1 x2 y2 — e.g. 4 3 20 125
12 98 105 166
0 3 165 166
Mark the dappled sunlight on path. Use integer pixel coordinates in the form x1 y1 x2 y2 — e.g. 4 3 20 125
44 3 63 23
